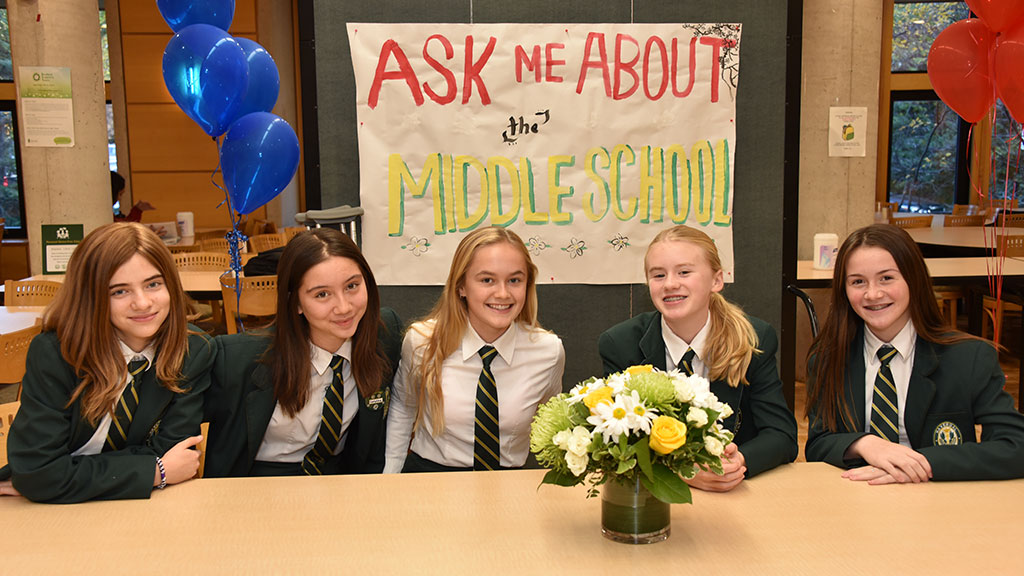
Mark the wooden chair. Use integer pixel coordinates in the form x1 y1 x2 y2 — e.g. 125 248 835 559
242 217 276 238
995 212 1024 227
0 323 42 388
4 279 62 306
0 400 19 469
943 214 985 227
248 233 286 254
982 235 1024 343
166 243 201 254
194 229 229 241
880 201 899 213
220 273 277 334
175 252 231 325
952 204 983 216
889 215 933 229
282 226 306 242
197 422 209 479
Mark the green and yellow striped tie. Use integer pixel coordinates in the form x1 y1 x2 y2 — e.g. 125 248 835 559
302 355 346 475
474 345 500 471
677 347 696 376
105 358 148 452
870 345 900 443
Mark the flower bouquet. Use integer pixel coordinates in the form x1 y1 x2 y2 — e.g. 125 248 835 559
529 365 734 543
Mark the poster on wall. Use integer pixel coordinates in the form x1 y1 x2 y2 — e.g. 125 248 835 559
828 106 867 158
19 66 76 148
348 23 741 285
41 224 83 274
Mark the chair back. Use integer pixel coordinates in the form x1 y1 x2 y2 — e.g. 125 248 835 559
996 212 1024 227
952 204 983 216
944 214 985 227
282 226 307 242
174 251 231 272
220 273 278 334
4 280 62 306
0 323 43 385
998 235 1024 257
166 243 201 254
889 214 933 229
0 401 19 469
200 237 230 253
249 233 286 254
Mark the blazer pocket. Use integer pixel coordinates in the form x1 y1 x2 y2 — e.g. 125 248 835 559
923 412 974 446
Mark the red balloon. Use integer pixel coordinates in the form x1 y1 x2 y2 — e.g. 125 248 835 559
967 0 1024 34
928 19 995 124
995 20 1024 123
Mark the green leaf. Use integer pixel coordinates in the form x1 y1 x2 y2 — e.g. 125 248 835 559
615 458 636 475
635 437 654 482
640 462 692 504
540 468 581 487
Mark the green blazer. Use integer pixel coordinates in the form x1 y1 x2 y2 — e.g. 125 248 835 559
806 328 1024 480
1 329 214 503
203 308 403 477
598 311 798 478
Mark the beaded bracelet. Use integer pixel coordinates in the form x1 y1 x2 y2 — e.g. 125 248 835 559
155 456 167 490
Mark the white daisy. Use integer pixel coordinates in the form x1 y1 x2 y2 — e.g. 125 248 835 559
587 395 633 443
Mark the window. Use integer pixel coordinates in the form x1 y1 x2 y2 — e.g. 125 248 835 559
880 1 972 214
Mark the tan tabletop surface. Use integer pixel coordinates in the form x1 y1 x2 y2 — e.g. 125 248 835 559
905 225 1024 248
0 306 44 335
3 463 1021 574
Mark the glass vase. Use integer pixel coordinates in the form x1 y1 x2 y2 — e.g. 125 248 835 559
600 476 670 544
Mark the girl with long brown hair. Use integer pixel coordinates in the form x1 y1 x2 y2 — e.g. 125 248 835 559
384 226 565 472
0 223 213 503
806 223 1024 482
599 225 797 491
204 228 401 476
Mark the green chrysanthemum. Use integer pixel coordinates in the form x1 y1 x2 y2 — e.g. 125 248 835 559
530 394 575 467
625 372 678 415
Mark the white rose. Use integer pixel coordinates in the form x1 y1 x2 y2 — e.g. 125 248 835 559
552 429 572 450
674 378 695 403
566 426 592 456
705 435 724 456
686 406 709 428
565 450 588 476
717 402 734 419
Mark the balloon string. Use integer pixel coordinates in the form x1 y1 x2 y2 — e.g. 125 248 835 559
211 135 248 334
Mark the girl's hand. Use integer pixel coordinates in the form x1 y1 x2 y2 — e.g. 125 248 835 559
155 435 203 487
685 443 746 492
0 480 21 497
844 434 932 484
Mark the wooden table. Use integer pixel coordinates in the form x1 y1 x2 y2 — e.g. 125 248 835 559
796 257 1024 288
2 463 1020 574
26 271 231 301
0 306 44 335
906 226 1024 257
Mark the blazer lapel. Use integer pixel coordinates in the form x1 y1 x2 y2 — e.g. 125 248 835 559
846 330 867 433
244 364 277 463
904 337 938 448
638 314 668 370
131 368 172 445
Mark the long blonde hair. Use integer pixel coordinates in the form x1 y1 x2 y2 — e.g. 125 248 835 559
413 227 540 435
42 223 193 425
646 225 758 387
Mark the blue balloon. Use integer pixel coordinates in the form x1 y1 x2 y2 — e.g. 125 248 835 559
220 112 300 215
162 24 248 137
236 38 280 117
157 0 235 32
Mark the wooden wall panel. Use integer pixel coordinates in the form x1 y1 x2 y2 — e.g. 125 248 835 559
119 0 257 34
122 34 173 104
130 172 265 230
126 105 219 171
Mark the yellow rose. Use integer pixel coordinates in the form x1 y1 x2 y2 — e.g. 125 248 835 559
626 365 654 376
648 415 688 455
583 387 614 411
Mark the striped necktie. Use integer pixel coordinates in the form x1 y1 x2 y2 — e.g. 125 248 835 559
677 347 696 376
474 345 500 471
302 355 346 475
870 345 900 443
105 358 149 452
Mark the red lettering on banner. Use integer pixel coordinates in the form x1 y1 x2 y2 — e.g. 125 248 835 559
545 43 565 82
463 35 497 105
671 37 697 97
422 34 457 105
515 45 542 83
367 39 424 109
699 36 725 103
576 33 611 96
613 34 639 100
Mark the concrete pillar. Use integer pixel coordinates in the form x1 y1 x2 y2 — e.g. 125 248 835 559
9 0 112 275
258 0 299 226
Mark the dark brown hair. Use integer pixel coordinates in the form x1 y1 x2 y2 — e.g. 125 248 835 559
269 228 390 416
806 223 980 431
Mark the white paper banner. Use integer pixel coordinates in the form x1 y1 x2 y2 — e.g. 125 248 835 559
348 23 741 284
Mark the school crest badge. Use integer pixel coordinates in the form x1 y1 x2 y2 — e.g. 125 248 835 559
932 421 962 446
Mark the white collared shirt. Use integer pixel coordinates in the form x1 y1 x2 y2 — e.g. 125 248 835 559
72 341 157 456
862 320 916 447
661 311 711 378
384 320 565 472
255 340 357 463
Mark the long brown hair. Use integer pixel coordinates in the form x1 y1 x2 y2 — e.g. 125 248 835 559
42 222 192 425
806 223 980 431
646 225 758 387
269 228 390 416
412 226 541 435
